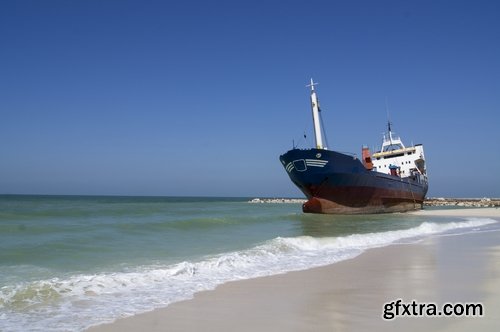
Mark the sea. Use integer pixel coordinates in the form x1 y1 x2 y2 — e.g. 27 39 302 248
1 195 498 331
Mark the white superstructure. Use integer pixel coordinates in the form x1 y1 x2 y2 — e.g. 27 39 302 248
370 123 427 183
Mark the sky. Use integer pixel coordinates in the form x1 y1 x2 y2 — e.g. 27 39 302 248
1 0 499 198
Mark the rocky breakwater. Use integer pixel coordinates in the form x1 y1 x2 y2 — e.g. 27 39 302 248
250 197 500 208
424 197 500 208
248 198 307 204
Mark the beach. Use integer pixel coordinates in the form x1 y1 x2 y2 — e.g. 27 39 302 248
87 208 500 332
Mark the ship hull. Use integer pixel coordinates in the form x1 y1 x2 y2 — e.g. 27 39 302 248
280 148 428 214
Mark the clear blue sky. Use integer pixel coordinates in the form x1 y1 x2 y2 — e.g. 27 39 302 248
1 0 499 198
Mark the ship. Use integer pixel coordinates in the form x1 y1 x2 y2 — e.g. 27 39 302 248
279 79 428 214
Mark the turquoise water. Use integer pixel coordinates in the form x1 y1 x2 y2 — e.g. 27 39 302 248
1 195 498 331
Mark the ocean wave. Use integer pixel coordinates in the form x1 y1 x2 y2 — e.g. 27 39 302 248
1 217 497 332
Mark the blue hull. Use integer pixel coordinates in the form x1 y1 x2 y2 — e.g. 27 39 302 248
280 149 428 214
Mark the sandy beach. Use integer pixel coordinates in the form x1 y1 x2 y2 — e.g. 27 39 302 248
87 208 500 332
411 207 500 218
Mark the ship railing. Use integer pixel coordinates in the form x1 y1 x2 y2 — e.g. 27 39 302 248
372 146 416 158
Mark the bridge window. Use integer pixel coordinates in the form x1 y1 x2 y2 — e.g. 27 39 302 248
383 143 403 152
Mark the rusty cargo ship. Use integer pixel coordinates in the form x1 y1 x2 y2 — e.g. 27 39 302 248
279 80 428 214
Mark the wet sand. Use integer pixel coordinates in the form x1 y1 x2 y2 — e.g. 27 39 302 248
87 208 500 332
411 207 500 218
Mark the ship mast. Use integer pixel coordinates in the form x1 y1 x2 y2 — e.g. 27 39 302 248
387 120 393 146
386 99 393 146
307 78 325 149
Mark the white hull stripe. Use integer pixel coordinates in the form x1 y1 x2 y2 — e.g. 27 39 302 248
305 159 328 167
286 159 328 172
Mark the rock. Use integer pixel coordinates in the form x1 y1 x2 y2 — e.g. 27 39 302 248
248 198 307 204
424 197 500 208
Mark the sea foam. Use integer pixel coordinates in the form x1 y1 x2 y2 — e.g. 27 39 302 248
0 217 497 332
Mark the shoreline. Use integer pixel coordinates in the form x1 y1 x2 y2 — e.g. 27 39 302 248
411 207 500 218
87 208 500 332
